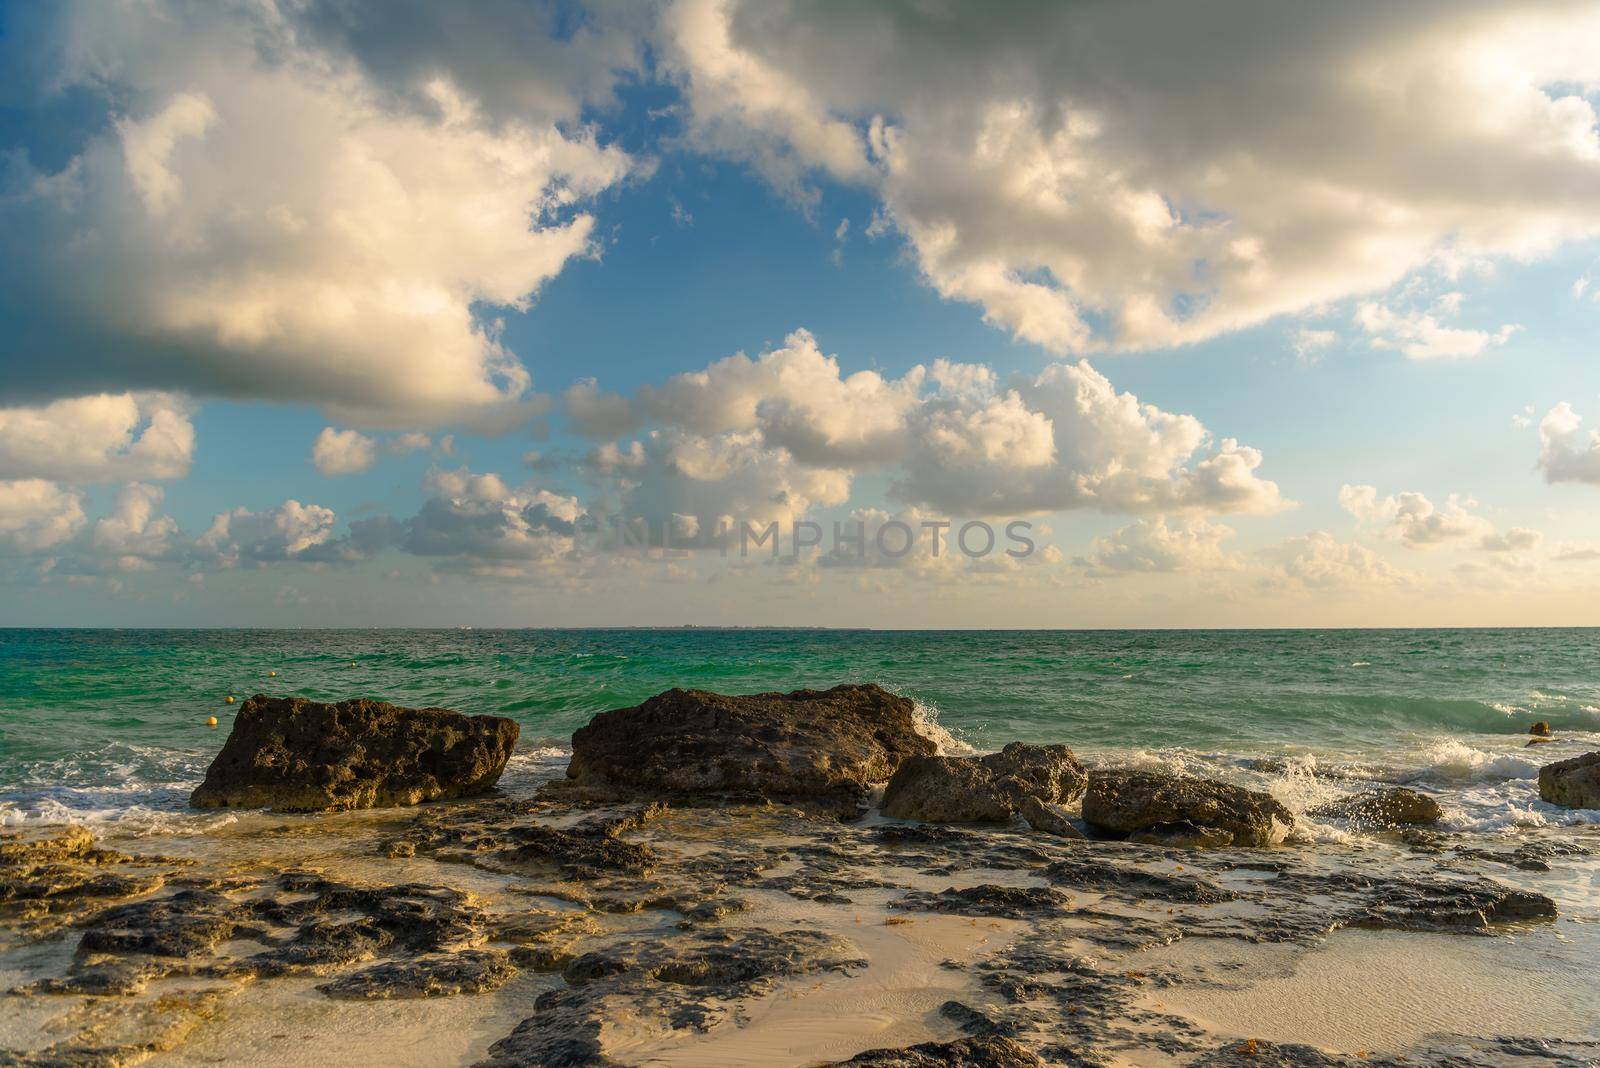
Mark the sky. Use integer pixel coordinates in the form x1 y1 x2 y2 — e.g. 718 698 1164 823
2 0 1600 628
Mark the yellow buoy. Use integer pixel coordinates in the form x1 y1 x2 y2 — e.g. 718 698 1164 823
206 716 218 727
225 695 235 704
350 661 358 667
269 670 278 678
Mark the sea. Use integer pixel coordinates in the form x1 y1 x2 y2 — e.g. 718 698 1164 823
3 627 1598 840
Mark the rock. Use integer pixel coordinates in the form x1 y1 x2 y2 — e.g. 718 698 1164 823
1045 856 1237 904
892 884 1073 919
1530 720 1553 736
0 825 96 866
1019 797 1085 838
881 756 1013 822
1127 820 1236 849
1309 787 1444 826
190 695 518 812
880 743 1087 823
827 1035 1042 1067
78 889 240 958
317 950 517 999
1349 877 1557 933
1082 770 1294 847
562 928 866 989
1539 750 1600 809
566 684 936 804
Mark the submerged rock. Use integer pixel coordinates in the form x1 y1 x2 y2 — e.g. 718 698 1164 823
190 695 518 812
1310 787 1444 827
1539 750 1600 809
880 743 1087 823
1082 770 1294 847
828 1034 1042 1067
1128 820 1236 849
566 684 936 805
1349 877 1557 933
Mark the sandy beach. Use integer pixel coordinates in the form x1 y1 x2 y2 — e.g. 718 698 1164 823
5 714 1599 1068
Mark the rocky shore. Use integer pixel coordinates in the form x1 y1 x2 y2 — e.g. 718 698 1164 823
3 684 1598 1067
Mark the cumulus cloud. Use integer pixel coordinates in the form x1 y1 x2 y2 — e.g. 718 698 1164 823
195 500 340 566
594 428 852 542
662 0 1600 353
1338 484 1494 548
1082 517 1236 573
0 2 634 427
1553 542 1600 562
1267 531 1407 591
1479 527 1542 553
564 379 641 440
895 361 1286 516
639 329 923 466
585 330 1286 521
0 479 86 554
312 428 379 476
91 482 179 564
1353 297 1517 360
1538 402 1600 484
0 393 194 482
312 427 436 475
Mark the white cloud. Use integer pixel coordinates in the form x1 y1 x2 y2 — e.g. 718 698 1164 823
663 1 1600 353
0 393 194 482
196 500 339 565
1267 531 1406 591
1479 527 1541 553
598 428 852 540
1339 484 1494 548
895 360 1287 516
564 379 641 440
641 329 924 466
1 2 634 427
1538 402 1600 484
1082 517 1236 573
1553 542 1600 562
313 426 435 475
1292 328 1337 364
404 471 581 564
389 432 433 454
1353 298 1517 360
312 428 379 476
0 479 86 554
581 330 1285 523
91 482 180 566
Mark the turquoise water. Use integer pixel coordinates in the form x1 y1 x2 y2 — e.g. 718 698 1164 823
3 628 1599 832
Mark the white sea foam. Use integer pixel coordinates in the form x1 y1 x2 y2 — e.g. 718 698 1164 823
1411 739 1541 783
909 698 976 755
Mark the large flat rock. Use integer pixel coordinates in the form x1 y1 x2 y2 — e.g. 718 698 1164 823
190 695 518 812
566 683 936 804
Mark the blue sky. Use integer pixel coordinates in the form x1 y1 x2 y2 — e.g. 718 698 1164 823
3 1 1600 626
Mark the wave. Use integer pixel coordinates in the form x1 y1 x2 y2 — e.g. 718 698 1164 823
1407 740 1543 783
909 697 976 755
